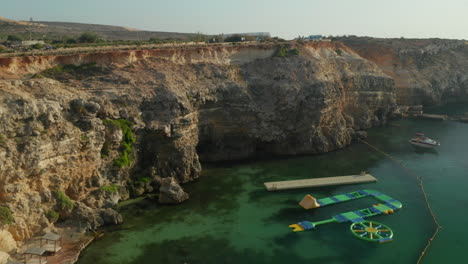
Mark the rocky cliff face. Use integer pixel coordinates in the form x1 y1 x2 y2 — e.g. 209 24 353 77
339 37 468 105
196 43 395 160
0 42 396 251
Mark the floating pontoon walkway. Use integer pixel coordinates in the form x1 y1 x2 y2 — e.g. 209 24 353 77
417 113 447 120
264 174 377 191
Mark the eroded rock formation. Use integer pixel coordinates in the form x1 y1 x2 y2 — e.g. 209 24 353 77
0 230 16 264
0 42 396 246
158 177 189 204
339 37 468 105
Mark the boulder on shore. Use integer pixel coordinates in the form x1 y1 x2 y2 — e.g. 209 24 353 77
159 177 189 204
99 208 123 225
0 230 16 253
0 251 10 264
72 203 123 230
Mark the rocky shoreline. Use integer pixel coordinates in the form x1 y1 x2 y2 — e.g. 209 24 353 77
0 38 467 263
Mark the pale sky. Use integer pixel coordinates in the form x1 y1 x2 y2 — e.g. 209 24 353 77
2 0 468 40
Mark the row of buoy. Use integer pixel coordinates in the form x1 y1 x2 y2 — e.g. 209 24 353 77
358 139 441 263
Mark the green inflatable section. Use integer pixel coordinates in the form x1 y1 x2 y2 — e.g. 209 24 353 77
289 189 401 243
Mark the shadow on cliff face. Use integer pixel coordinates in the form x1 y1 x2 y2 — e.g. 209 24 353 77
126 235 360 264
195 49 396 163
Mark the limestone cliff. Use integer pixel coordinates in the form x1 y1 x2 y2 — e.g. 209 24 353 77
0 42 396 251
339 37 468 105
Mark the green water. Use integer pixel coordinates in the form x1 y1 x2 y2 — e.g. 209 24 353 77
78 109 468 264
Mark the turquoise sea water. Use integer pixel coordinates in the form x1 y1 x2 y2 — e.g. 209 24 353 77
78 107 468 264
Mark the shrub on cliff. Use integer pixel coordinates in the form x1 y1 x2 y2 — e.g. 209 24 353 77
0 206 14 225
53 191 75 212
45 210 60 223
100 184 119 193
113 152 131 168
137 177 150 183
274 46 300 57
275 46 289 57
103 119 136 168
289 48 300 55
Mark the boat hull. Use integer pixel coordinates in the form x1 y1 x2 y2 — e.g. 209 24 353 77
409 140 439 148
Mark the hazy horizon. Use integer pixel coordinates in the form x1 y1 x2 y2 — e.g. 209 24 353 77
3 0 468 40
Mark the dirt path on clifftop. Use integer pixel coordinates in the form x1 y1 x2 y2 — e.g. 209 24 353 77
0 41 264 58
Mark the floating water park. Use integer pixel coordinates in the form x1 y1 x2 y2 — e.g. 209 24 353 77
289 189 402 243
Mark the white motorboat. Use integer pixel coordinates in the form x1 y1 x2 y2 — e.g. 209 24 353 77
409 133 440 148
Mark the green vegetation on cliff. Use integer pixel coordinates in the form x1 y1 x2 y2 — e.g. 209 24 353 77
45 210 60 223
100 184 119 193
103 119 136 168
274 46 300 57
54 191 75 212
137 177 150 183
0 206 14 225
34 63 110 81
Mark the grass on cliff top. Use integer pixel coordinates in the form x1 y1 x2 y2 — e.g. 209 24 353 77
103 119 136 168
34 63 110 81
0 206 14 225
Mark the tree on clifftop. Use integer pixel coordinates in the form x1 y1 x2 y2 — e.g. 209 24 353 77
224 34 243 42
78 32 99 43
7 35 22 41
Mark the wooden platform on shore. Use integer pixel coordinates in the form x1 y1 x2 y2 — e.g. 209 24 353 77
264 174 377 191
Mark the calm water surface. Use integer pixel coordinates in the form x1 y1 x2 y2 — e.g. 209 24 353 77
78 106 468 264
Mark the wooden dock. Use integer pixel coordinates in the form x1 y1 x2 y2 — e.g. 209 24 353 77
264 174 377 191
417 113 447 120
450 116 468 123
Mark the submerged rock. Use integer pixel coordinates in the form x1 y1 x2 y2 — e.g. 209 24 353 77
158 177 189 204
354 130 368 140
